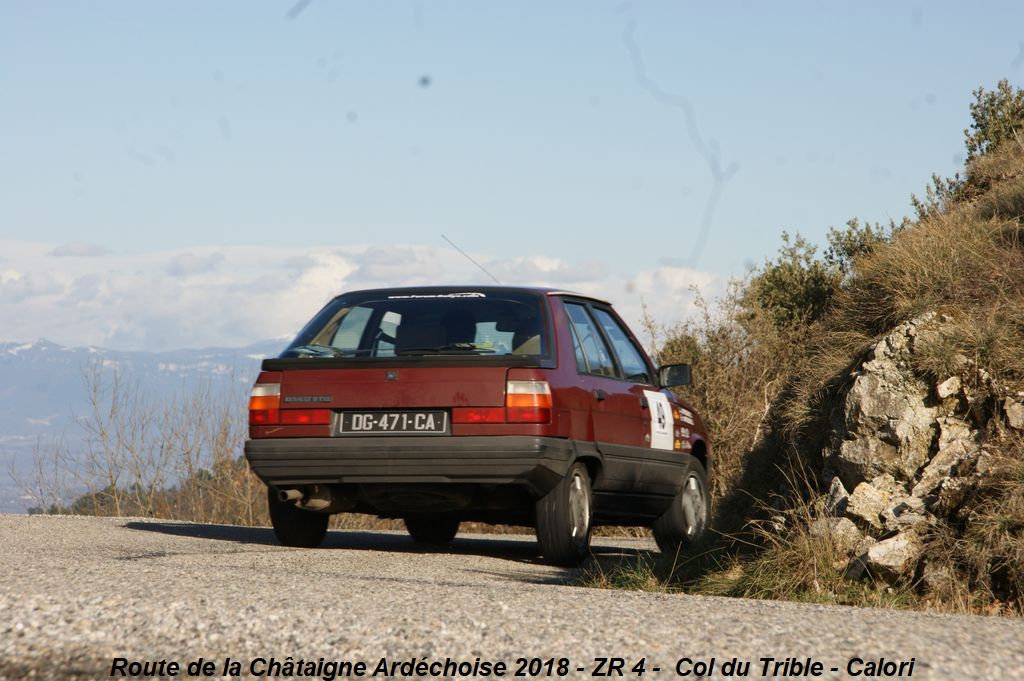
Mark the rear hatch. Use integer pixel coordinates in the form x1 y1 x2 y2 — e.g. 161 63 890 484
250 288 555 436
278 366 508 408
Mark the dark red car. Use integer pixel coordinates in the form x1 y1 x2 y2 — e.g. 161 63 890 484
244 286 710 565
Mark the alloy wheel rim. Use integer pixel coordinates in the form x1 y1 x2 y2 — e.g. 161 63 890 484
568 472 590 543
680 474 706 537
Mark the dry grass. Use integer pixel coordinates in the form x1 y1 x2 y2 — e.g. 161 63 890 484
777 144 1024 439
689 467 915 609
21 365 267 526
579 464 917 609
646 285 804 505
578 552 669 592
914 443 1024 617
733 144 1024 614
589 142 1024 615
953 446 1024 610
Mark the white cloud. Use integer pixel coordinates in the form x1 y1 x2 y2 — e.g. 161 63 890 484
164 251 225 276
48 241 110 257
0 240 718 351
489 256 609 285
0 270 65 302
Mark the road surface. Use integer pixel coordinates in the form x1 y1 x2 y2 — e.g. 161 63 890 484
1 515 1021 680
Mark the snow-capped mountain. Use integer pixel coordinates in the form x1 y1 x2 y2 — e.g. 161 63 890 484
0 338 287 512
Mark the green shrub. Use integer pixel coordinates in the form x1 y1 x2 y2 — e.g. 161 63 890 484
966 79 1024 161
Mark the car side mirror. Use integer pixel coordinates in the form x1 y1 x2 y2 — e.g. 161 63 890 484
659 363 691 387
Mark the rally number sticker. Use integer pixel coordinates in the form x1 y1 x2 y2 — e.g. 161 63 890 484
643 390 674 450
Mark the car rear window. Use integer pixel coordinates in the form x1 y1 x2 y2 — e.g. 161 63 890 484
282 291 549 359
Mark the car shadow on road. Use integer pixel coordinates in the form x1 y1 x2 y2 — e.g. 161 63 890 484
464 544 653 587
122 520 645 581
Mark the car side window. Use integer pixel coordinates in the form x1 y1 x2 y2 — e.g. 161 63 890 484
592 308 652 384
564 303 617 377
568 318 590 373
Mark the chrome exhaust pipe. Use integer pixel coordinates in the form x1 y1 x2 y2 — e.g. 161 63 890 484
278 488 303 503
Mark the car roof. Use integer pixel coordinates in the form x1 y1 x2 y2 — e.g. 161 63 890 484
338 285 611 306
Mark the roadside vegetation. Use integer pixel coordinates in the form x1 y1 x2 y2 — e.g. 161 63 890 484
586 79 1024 616
21 367 268 526
19 80 1024 616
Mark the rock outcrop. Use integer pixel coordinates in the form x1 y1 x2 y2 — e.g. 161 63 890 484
818 313 1008 586
865 531 925 584
829 316 938 488
808 517 864 555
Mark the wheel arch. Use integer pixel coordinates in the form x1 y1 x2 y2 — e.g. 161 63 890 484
574 452 603 485
570 440 603 486
690 438 711 478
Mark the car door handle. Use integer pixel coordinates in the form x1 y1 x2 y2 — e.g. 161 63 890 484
640 396 649 409
593 388 607 402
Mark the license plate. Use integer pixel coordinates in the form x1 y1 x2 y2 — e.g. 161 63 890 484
335 410 449 436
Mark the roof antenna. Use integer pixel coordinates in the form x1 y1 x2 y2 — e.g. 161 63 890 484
441 234 502 284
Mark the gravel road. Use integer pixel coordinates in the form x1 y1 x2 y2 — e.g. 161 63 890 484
1 515 1021 680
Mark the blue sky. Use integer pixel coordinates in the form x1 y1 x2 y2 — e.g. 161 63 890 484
1 2 1023 350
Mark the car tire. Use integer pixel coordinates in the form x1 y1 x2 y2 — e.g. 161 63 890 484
652 458 710 556
403 514 460 545
536 462 592 567
267 487 329 548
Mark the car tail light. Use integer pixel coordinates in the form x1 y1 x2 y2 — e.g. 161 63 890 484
249 383 280 425
452 407 506 424
280 409 332 425
506 380 552 423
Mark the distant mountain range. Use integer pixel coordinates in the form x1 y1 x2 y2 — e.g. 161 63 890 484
0 338 287 513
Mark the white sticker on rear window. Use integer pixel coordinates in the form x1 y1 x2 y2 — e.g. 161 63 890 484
644 390 674 450
386 292 486 299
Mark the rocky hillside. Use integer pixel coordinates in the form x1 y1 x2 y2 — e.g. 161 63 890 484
644 81 1024 614
781 132 1024 610
817 313 1024 591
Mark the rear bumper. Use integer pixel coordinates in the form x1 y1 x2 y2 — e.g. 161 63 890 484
244 435 576 497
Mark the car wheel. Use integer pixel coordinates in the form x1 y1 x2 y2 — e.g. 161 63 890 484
536 462 592 567
267 487 329 548
403 514 460 545
652 459 709 555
